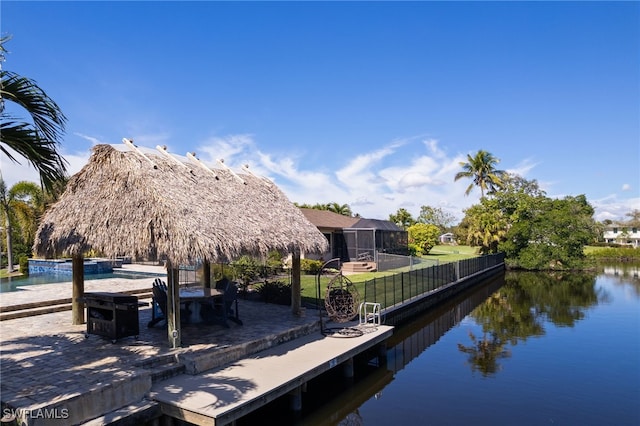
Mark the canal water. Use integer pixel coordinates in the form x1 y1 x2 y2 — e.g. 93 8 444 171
242 265 640 425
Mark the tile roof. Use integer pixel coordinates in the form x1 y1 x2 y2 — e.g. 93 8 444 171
299 208 360 229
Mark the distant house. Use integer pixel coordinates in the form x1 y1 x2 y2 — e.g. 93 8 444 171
603 223 640 248
299 209 408 262
343 218 408 261
439 232 456 244
299 208 359 261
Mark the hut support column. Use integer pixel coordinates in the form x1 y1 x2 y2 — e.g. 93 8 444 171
291 251 302 316
166 264 181 348
72 255 85 325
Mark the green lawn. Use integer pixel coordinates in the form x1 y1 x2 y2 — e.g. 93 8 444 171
584 245 640 260
426 244 479 261
0 268 22 279
300 245 480 300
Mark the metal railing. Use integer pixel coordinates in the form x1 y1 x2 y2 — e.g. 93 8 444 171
362 253 505 309
375 252 439 272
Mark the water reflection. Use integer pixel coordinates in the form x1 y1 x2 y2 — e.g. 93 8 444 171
385 274 506 373
457 331 511 376
600 263 640 298
457 271 602 376
601 263 640 279
293 275 507 426
250 267 640 425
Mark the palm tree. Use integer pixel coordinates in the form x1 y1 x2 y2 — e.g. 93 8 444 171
0 36 68 192
0 177 43 272
326 202 353 217
454 150 505 197
389 207 415 230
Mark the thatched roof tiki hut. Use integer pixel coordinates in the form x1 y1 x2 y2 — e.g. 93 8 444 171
33 141 329 348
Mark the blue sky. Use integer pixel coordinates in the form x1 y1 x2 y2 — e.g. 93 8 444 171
1 1 638 222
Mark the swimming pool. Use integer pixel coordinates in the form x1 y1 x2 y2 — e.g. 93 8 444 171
0 271 164 293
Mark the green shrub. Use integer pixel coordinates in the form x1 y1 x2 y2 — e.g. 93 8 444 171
19 255 30 274
255 280 291 305
265 251 284 272
587 246 640 261
300 258 323 275
408 243 422 256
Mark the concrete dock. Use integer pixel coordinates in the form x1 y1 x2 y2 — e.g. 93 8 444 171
0 265 393 425
150 324 393 425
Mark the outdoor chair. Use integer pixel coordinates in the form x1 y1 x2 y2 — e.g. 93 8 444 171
147 278 191 327
199 279 243 327
219 281 242 325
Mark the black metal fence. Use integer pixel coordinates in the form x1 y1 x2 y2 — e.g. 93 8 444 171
362 253 505 309
375 252 439 272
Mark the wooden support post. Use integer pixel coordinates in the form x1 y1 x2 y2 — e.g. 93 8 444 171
202 260 211 289
378 342 388 366
289 385 302 411
343 357 354 379
72 255 85 325
291 251 302 316
166 264 181 348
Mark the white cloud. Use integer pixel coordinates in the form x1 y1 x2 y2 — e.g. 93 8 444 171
197 134 255 165
335 145 397 189
2 133 636 225
622 183 632 191
422 138 447 159
590 194 640 222
74 132 105 146
506 158 538 178
0 145 90 188
0 153 41 185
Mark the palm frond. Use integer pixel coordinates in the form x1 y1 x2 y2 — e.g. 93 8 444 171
1 70 67 142
0 119 68 189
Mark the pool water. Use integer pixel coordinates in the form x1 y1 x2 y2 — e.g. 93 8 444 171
0 271 164 293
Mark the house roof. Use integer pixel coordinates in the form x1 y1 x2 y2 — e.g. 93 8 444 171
348 218 404 231
33 144 329 265
299 208 359 229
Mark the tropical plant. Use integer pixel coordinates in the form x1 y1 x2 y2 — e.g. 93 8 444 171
459 173 598 268
295 201 354 217
407 223 440 255
0 36 68 192
417 205 456 233
326 202 353 217
388 207 415 230
300 258 323 275
255 280 292 305
500 195 596 269
0 177 43 272
460 201 509 254
454 150 506 197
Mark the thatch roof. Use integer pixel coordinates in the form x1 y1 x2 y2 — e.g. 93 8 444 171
33 143 329 265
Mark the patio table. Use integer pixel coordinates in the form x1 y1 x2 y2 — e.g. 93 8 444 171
180 287 224 324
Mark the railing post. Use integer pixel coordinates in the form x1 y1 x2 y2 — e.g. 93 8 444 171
384 275 388 308
373 277 377 304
